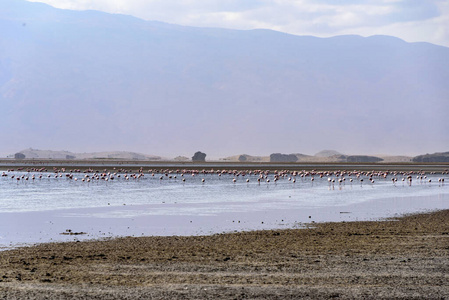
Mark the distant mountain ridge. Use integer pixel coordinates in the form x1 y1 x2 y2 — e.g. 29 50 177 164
1 0 448 157
9 148 161 160
7 148 449 163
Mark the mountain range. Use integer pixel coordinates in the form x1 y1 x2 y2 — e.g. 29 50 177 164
1 0 448 158
5 148 421 163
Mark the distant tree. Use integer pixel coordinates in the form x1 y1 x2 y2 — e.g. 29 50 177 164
14 153 26 159
412 152 449 162
238 155 247 162
346 155 383 163
192 151 206 162
65 155 76 159
270 153 298 162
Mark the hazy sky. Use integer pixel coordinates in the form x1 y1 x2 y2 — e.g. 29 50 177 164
2 0 447 159
28 0 449 47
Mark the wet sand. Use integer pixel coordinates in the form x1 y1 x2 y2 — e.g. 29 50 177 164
1 209 448 299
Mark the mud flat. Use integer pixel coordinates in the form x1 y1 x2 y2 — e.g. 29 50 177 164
1 159 449 172
0 210 448 299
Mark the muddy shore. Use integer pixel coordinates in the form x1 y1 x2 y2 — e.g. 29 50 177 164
0 210 448 299
1 159 449 173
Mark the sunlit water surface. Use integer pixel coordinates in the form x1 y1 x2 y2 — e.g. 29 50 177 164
1 171 448 249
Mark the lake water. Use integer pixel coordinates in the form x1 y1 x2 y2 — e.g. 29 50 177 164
1 170 448 249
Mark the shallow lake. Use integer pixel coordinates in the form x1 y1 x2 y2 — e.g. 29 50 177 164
1 170 448 249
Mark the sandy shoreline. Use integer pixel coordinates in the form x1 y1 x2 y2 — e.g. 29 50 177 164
1 210 448 299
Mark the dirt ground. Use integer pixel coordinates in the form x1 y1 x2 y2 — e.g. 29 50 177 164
1 210 448 299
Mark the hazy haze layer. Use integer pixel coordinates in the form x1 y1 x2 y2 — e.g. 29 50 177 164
1 0 448 158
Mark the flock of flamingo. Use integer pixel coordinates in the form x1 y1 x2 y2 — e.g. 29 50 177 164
1 167 447 187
